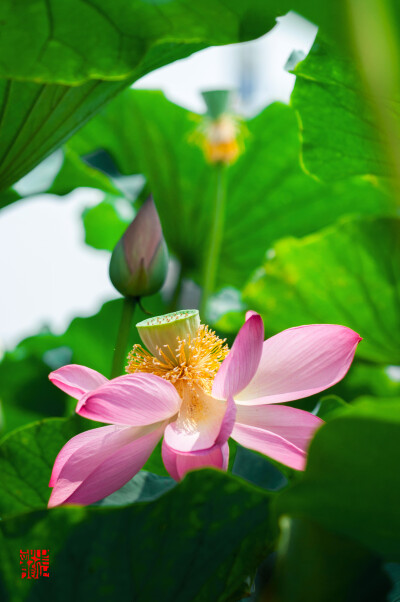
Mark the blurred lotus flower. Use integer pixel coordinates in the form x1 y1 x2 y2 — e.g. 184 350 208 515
48 310 361 507
193 90 243 165
109 196 168 298
202 114 241 164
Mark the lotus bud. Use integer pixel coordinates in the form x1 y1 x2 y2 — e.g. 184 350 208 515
109 196 168 298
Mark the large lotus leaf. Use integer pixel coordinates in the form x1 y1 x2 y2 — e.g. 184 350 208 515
0 75 124 193
0 418 274 602
0 0 273 84
270 518 391 602
3 0 400 84
0 353 68 435
0 416 86 519
67 89 395 289
1 2 399 196
276 397 400 561
291 37 399 181
243 216 400 365
0 0 274 195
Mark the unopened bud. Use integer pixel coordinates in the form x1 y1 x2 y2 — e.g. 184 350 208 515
109 197 168 298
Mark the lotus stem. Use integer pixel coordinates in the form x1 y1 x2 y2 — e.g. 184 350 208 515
110 296 137 378
200 163 227 317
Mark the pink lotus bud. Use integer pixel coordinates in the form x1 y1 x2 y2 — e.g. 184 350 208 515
109 197 168 298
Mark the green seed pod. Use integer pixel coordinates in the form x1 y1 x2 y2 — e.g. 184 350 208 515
109 196 168 298
136 310 201 360
202 90 231 119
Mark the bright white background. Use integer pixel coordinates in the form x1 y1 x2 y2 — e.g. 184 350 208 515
0 12 317 351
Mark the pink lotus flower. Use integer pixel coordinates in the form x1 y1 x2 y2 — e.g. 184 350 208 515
48 310 361 507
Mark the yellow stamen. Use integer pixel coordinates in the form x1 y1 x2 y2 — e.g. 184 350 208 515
127 324 229 395
204 139 240 165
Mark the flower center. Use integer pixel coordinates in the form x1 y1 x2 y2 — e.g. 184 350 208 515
127 313 229 396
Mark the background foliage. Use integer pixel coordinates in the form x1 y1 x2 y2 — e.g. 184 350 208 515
1 1 400 600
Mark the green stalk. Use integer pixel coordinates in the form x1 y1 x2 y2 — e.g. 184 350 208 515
168 262 184 313
110 297 137 378
200 163 227 317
